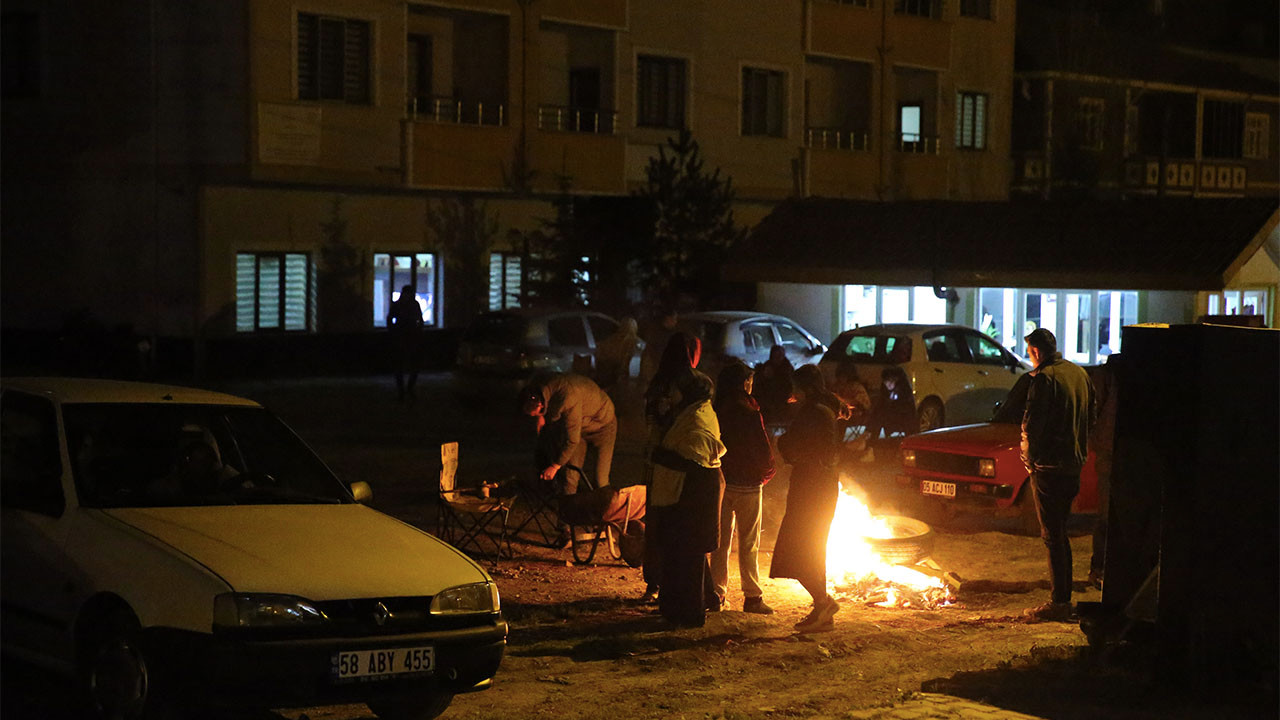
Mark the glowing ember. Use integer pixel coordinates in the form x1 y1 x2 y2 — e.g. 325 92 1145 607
825 477 956 609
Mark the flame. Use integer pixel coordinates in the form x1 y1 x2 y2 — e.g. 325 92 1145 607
824 476 954 609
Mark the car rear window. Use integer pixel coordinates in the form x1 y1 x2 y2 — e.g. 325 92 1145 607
462 313 529 344
833 333 912 364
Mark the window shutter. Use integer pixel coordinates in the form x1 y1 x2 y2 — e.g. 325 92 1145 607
236 254 257 332
284 254 309 331
974 94 986 149
318 18 344 100
257 256 282 330
343 20 370 103
297 14 318 100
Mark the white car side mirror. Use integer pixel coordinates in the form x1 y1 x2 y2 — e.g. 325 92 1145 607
350 481 373 504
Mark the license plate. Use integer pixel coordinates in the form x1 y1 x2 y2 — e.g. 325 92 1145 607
331 646 434 681
921 480 956 498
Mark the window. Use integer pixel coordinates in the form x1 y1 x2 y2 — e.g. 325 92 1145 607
923 332 964 362
586 316 618 346
965 332 1008 366
956 92 987 150
1202 100 1244 159
637 55 686 129
1 391 64 516
896 0 941 19
960 0 993 19
236 253 312 333
900 104 922 144
775 323 811 352
373 253 436 328
1 12 40 99
742 324 774 352
489 252 522 310
1075 97 1105 151
1244 113 1270 160
842 285 948 328
547 317 588 347
297 13 370 103
742 67 786 137
407 34 433 114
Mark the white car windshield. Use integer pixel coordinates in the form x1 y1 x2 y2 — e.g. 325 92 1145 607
832 333 912 364
63 404 350 508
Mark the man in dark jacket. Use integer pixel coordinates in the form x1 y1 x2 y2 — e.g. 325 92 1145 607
1020 328 1095 622
711 362 776 614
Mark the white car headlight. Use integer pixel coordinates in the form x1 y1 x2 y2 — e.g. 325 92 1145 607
431 582 500 615
214 593 328 629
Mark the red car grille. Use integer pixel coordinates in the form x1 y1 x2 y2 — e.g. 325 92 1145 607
914 450 983 477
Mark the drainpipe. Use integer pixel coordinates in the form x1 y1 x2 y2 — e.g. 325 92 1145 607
876 0 889 199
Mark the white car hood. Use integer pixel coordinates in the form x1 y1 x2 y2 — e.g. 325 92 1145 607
103 504 488 600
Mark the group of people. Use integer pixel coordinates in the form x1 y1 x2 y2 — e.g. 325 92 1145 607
517 319 1107 630
523 329 853 632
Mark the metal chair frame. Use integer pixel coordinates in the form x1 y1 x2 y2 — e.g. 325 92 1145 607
436 442 514 565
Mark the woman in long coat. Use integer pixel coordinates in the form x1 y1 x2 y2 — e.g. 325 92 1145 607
640 332 703 603
770 364 842 633
649 371 725 627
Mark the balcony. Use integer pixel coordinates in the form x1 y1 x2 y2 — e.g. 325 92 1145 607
1123 157 1249 196
405 118 517 190
537 105 617 135
897 134 942 154
808 0 880 56
805 127 872 152
537 0 627 28
806 145 878 198
408 96 506 127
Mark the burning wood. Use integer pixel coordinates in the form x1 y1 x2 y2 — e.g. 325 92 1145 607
825 479 959 610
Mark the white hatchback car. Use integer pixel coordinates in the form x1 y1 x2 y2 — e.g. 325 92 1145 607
819 323 1030 432
0 378 505 720
676 311 827 381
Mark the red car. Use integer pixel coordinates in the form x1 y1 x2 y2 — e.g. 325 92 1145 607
897 422 1099 534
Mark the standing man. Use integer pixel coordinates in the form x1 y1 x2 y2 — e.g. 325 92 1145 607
522 372 618 494
388 284 424 402
1020 328 1095 622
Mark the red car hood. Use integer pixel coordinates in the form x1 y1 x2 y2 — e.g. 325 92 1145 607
902 423 1020 455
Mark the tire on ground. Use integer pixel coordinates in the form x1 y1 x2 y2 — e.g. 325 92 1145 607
863 515 935 565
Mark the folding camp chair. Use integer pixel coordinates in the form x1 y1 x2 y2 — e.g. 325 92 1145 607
510 472 561 547
436 442 514 564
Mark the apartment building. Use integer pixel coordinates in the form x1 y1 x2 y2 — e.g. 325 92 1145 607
1 0 1016 373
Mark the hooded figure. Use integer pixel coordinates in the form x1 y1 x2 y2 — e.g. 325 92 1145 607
649 369 725 627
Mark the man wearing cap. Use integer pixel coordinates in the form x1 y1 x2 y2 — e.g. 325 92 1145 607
1020 328 1095 622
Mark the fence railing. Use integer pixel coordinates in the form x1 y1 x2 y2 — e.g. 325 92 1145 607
897 134 941 154
536 105 617 134
408 96 506 127
805 127 872 152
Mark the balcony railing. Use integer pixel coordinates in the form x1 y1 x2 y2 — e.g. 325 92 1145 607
897 134 941 154
805 127 871 151
408 96 506 127
537 105 617 134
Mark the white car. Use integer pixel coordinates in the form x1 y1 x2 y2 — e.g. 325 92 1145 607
819 323 1030 432
677 311 827 381
0 377 505 720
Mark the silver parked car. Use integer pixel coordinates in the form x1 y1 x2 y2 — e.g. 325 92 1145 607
454 308 638 393
677 311 827 381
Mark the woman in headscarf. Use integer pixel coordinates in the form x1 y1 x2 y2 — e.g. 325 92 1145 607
770 364 843 633
649 370 725 627
639 332 704 605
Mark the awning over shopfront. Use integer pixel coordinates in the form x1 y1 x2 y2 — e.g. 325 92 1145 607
726 196 1279 291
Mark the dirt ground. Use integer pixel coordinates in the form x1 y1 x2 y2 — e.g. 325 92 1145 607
244 375 1272 720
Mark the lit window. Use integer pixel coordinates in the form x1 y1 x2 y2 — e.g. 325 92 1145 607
236 253 312 333
742 67 786 137
297 13 370 104
1244 112 1270 160
900 105 922 143
956 92 987 150
489 252 522 310
373 253 436 328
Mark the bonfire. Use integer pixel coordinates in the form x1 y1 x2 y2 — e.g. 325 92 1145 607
825 478 957 610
